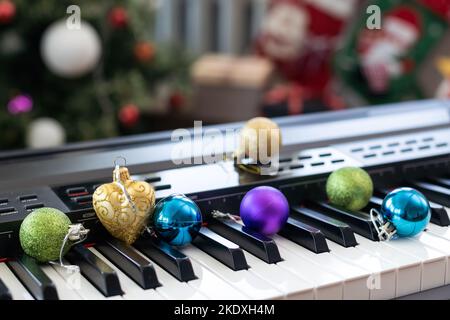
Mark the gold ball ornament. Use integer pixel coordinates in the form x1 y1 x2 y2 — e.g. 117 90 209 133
237 117 282 161
92 165 155 245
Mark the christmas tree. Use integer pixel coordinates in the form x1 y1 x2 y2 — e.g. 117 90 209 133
0 0 192 149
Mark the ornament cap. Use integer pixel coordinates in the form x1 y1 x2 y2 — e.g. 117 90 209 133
113 157 130 182
113 166 131 183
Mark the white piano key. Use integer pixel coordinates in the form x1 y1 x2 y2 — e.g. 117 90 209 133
50 261 118 300
426 224 450 284
381 237 446 291
408 232 450 285
208 220 314 299
132 247 208 299
155 264 208 300
275 246 343 299
326 241 397 300
186 254 249 300
243 251 315 300
427 223 450 240
0 263 33 300
136 240 249 300
88 248 164 300
274 235 371 300
40 265 81 300
180 245 284 300
354 235 421 297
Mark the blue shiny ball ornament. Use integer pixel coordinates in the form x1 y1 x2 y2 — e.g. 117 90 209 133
381 187 431 237
153 195 202 246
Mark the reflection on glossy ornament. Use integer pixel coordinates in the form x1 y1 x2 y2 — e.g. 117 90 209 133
153 194 202 246
239 186 289 236
381 187 431 237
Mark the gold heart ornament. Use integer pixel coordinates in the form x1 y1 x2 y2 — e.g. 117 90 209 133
92 165 155 245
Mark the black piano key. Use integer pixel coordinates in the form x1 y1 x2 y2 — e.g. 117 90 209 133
278 217 329 253
426 179 450 224
134 238 196 282
309 201 378 241
367 196 383 209
375 188 450 227
192 227 248 271
404 181 450 207
65 244 122 297
0 278 12 300
95 238 161 289
429 177 450 188
206 218 282 264
6 255 58 300
290 205 358 247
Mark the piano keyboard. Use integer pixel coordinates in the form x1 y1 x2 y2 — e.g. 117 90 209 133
0 100 450 300
0 176 449 300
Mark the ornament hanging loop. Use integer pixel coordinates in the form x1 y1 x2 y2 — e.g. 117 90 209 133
211 210 242 223
114 156 127 167
112 157 137 213
370 208 397 241
145 226 158 238
50 223 89 273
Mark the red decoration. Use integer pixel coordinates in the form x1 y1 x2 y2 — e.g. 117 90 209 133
134 42 156 63
256 0 358 100
262 82 346 116
419 0 450 21
119 104 140 127
0 0 15 24
108 7 128 29
264 84 304 115
169 92 185 111
357 6 422 93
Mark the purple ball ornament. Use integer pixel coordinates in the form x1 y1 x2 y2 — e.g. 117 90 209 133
239 186 289 236
7 94 33 114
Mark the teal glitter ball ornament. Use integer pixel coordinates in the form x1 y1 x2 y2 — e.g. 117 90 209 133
381 187 431 237
153 195 202 246
19 207 72 262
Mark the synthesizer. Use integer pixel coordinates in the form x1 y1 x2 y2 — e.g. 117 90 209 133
0 99 450 300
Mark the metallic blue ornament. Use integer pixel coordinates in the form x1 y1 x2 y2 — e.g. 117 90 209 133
153 194 202 246
381 187 431 237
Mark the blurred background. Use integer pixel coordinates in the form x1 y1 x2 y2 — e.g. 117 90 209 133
1 0 449 150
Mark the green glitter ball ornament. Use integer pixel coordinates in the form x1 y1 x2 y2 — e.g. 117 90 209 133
19 207 72 262
326 167 373 212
